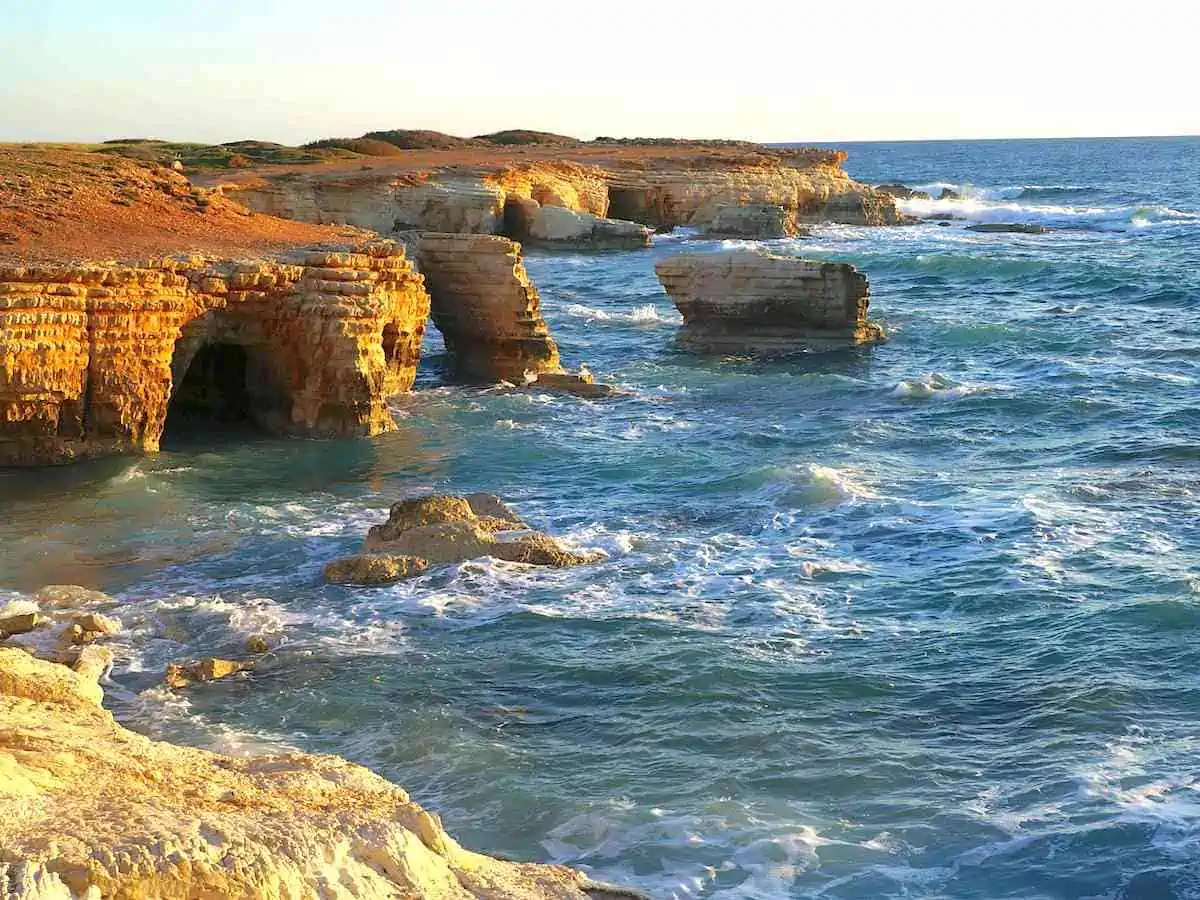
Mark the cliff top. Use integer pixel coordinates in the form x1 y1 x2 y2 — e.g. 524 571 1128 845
0 146 364 264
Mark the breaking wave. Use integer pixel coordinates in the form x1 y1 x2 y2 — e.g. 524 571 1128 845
565 303 678 325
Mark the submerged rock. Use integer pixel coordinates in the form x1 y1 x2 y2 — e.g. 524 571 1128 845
0 648 623 899
164 656 252 688
33 584 116 609
525 371 621 398
875 182 932 201
967 222 1049 234
323 553 431 585
655 249 884 353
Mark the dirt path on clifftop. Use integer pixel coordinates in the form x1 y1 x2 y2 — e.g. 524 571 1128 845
0 147 363 264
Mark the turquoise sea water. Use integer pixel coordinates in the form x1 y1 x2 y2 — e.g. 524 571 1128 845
3 136 1200 899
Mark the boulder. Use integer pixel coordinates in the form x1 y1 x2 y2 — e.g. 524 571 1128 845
323 553 430 585
655 249 884 352
527 204 651 250
967 222 1049 234
0 612 42 638
350 492 599 571
245 634 272 654
0 647 628 899
164 656 251 689
938 188 961 201
700 203 802 238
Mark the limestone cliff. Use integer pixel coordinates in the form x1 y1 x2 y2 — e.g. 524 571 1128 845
417 234 562 382
655 249 883 352
0 242 429 466
0 648 626 900
218 145 900 238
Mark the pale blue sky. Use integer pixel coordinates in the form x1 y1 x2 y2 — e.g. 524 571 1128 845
1 0 1195 144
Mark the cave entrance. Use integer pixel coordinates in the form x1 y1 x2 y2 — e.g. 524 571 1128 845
607 187 654 226
163 342 257 439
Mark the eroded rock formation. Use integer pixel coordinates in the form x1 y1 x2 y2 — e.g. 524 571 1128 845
655 249 884 352
325 493 601 583
520 204 651 250
700 203 801 239
417 234 562 381
0 647 627 899
218 146 902 239
0 242 429 465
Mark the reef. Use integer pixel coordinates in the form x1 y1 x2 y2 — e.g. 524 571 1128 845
0 242 429 466
0 646 630 899
655 249 883 352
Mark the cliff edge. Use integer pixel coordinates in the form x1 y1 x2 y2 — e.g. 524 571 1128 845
0 647 630 900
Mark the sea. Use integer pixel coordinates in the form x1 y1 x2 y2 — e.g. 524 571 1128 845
2 136 1199 899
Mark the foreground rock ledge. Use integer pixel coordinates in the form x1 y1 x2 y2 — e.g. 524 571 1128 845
0 648 632 899
655 249 883 352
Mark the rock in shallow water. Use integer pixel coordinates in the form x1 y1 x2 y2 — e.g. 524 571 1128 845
967 222 1050 234
655 249 884 353
0 648 621 899
323 553 431 585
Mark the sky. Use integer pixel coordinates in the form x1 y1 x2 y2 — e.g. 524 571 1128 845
1 0 1196 145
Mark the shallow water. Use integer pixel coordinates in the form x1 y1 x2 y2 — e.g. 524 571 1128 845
3 136 1200 899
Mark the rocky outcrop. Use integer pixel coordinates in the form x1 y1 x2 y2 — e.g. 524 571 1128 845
324 493 601 581
220 147 901 239
0 242 429 466
875 183 932 201
0 647 626 899
655 249 883 352
522 205 651 250
417 234 562 381
967 223 1049 234
700 203 801 239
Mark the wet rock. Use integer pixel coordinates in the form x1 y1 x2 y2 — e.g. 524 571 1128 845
0 612 42 638
69 611 119 636
875 183 932 201
351 492 599 571
655 249 883 353
938 188 961 200
365 494 526 547
71 645 114 684
245 634 272 654
34 584 115 609
967 222 1049 234
165 657 251 689
525 371 620 398
492 533 603 567
323 554 430 585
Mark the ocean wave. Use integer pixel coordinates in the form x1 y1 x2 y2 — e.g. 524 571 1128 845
898 190 1198 232
770 463 880 507
912 182 1093 202
564 303 677 325
891 372 983 401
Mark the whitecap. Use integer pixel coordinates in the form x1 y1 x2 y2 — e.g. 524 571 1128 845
890 372 981 401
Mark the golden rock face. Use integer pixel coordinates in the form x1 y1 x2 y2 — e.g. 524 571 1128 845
0 648 617 900
0 242 430 466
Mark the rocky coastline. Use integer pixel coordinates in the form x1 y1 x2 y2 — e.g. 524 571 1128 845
1 132 910 897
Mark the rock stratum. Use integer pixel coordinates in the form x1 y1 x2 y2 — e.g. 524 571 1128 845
0 647 628 899
213 145 902 238
0 243 429 465
656 249 883 352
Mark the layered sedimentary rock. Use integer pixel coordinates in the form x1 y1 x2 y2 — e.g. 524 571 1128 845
417 234 562 381
0 648 625 899
700 203 800 238
655 249 883 352
220 147 901 239
523 205 651 250
0 242 429 465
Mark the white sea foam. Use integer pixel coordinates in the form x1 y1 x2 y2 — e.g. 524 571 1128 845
890 372 981 401
650 226 702 243
565 303 677 325
898 189 1199 232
